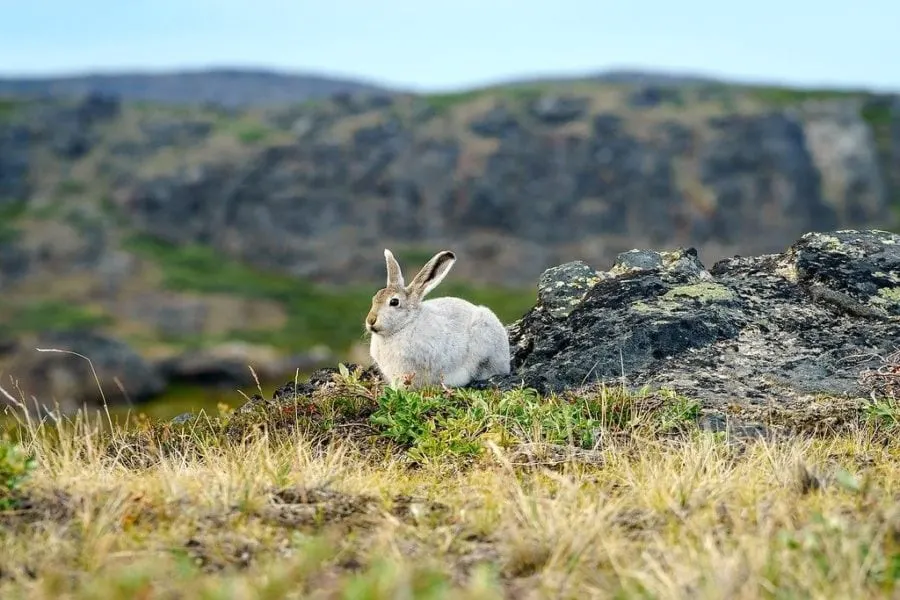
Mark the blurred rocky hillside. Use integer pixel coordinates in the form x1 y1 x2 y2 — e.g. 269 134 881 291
0 71 898 408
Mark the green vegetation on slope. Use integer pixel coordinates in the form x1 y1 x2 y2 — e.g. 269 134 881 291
421 85 546 115
0 301 113 339
747 86 861 107
0 98 21 121
123 234 536 353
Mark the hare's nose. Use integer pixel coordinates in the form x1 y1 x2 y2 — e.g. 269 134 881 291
366 315 376 326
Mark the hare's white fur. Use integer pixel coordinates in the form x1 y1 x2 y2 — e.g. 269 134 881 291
365 249 510 388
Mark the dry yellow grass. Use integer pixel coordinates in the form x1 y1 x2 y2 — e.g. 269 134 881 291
2 373 900 600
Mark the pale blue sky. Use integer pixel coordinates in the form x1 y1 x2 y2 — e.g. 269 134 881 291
1 0 897 92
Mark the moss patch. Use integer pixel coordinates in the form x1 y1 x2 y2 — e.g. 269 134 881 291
877 287 900 303
662 282 736 303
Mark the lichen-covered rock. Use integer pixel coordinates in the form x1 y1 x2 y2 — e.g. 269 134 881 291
536 260 606 318
491 230 900 419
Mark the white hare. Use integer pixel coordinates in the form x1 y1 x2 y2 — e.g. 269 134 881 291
365 249 511 389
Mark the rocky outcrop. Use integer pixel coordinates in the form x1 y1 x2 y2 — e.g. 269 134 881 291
115 92 899 286
492 229 899 409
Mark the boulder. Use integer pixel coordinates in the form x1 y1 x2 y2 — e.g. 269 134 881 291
1 331 165 413
628 86 682 108
470 104 521 138
154 342 334 388
489 230 899 412
528 94 588 124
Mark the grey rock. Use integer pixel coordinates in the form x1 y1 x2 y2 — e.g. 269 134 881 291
492 230 900 415
528 94 588 124
537 261 606 318
330 91 393 115
628 86 682 108
0 239 29 289
1 330 165 413
139 117 213 147
29 93 122 159
698 112 837 244
0 123 31 201
76 92 121 123
801 101 887 225
169 412 195 425
155 343 334 389
469 104 520 138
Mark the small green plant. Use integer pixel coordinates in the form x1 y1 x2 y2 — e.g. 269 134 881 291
866 398 900 430
368 385 701 462
236 124 269 144
0 439 37 509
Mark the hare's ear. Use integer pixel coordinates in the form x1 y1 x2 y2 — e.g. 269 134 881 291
408 251 456 300
384 249 404 287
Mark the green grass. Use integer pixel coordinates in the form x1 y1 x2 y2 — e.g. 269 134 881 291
0 98 21 121
0 300 112 337
746 84 896 132
747 86 862 107
0 200 26 243
122 234 535 353
235 123 270 144
420 85 548 115
0 199 27 221
861 101 894 128
368 385 699 464
0 223 20 244
0 439 36 510
214 115 273 145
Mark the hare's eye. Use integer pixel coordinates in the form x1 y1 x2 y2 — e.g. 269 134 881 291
389 298 399 307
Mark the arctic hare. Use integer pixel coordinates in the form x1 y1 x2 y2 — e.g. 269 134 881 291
365 249 511 389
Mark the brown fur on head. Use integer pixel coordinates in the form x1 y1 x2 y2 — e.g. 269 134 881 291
364 249 456 335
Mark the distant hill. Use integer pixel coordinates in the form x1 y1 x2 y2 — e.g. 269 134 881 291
488 68 723 89
0 68 393 107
